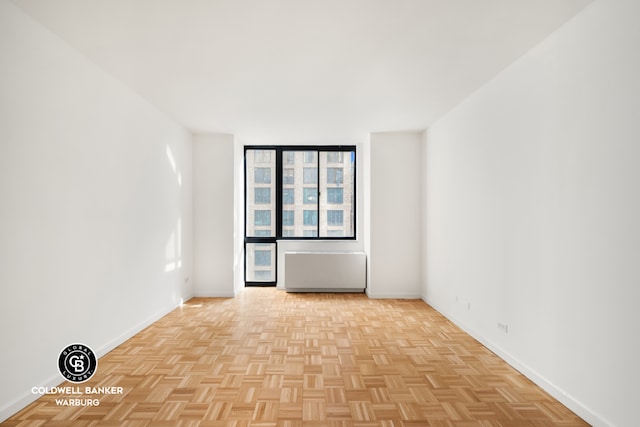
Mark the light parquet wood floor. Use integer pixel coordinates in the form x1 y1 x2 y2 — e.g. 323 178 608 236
4 288 588 426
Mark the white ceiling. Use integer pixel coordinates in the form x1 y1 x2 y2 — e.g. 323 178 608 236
11 0 592 144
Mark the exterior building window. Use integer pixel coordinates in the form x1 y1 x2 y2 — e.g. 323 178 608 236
283 168 294 185
327 230 343 237
254 167 271 183
327 210 343 226
255 250 272 266
254 230 271 237
284 152 295 164
303 210 318 226
327 188 343 204
303 188 317 204
283 188 294 204
303 168 317 184
304 151 317 163
327 152 343 163
304 230 318 237
254 150 271 163
283 210 294 226
254 270 272 280
254 188 271 204
254 210 271 226
327 167 343 184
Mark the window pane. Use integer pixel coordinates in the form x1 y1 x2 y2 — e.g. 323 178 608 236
303 188 317 204
280 151 317 238
254 210 271 226
303 168 317 184
283 210 294 226
327 152 343 163
327 167 343 184
327 188 343 204
283 168 294 185
255 188 271 204
283 151 295 164
303 210 318 226
327 210 343 225
283 188 294 204
303 151 317 163
319 150 355 238
254 150 271 163
304 230 318 237
246 149 275 237
255 250 272 266
246 243 275 282
254 167 271 183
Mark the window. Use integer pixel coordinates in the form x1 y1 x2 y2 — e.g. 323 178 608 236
303 168 317 184
282 188 294 204
327 188 343 204
254 210 271 226
283 168 294 185
284 152 294 164
303 210 318 226
255 250 272 266
327 152 343 163
255 188 271 204
254 150 271 163
283 210 294 226
254 167 271 184
327 168 343 184
327 210 343 226
304 151 317 163
303 188 317 204
245 146 355 285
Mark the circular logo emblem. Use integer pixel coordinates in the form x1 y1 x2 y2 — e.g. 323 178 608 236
58 344 97 383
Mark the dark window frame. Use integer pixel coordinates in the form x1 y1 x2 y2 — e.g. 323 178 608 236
244 145 356 286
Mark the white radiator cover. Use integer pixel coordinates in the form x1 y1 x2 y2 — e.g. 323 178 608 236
284 252 367 292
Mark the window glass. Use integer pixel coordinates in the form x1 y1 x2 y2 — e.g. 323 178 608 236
327 167 343 184
303 168 317 184
283 210 294 226
303 188 317 204
303 210 318 226
283 168 294 185
327 188 343 204
254 210 271 226
254 188 271 204
254 167 271 184
282 188 294 204
327 210 343 226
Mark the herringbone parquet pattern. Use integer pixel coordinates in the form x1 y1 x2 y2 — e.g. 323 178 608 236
4 288 588 426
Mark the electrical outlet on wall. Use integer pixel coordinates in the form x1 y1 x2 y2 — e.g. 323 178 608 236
497 322 509 333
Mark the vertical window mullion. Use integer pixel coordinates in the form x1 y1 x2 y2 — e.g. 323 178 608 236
276 148 283 238
316 149 320 237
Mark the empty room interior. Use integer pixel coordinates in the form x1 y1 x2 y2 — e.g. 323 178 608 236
1 0 639 426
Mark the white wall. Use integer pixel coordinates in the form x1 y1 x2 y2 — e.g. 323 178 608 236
0 0 193 421
368 132 422 298
422 1 640 426
193 133 235 296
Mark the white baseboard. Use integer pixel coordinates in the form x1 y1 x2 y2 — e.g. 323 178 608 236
366 291 422 299
422 296 612 427
192 291 235 297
